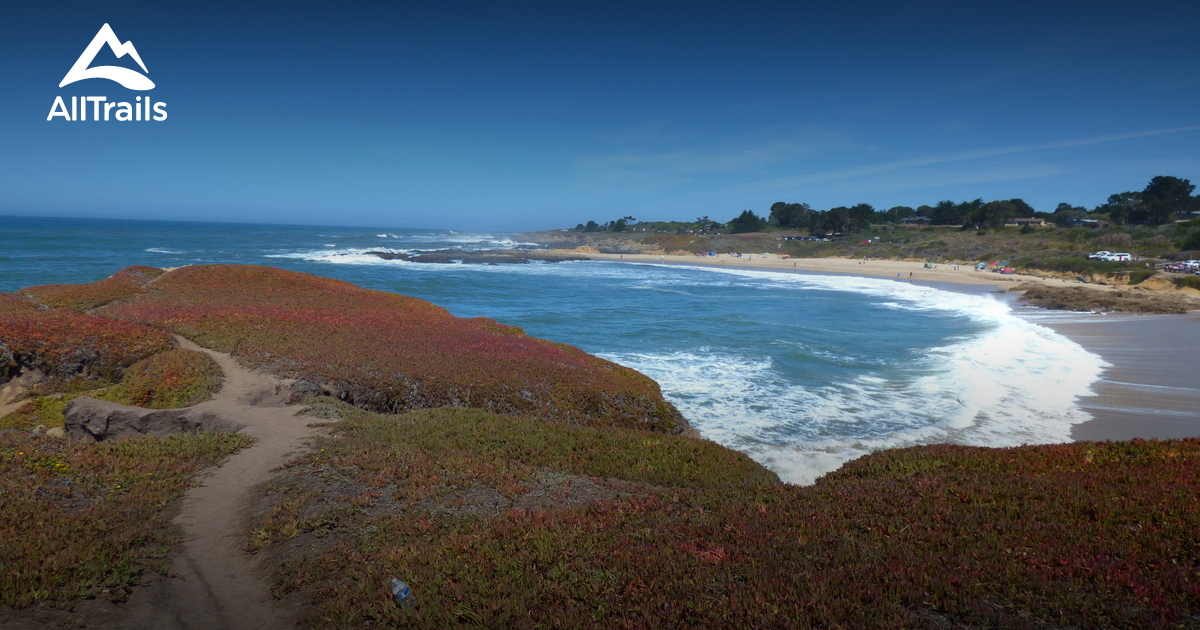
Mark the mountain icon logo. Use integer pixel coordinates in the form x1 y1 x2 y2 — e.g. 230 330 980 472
59 23 154 90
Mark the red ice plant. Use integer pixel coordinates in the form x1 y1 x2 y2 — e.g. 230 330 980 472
1 293 174 384
94 265 686 432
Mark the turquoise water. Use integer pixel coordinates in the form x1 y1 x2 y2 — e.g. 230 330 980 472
0 216 1105 483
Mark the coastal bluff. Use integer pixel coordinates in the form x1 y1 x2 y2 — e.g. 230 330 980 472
2 265 1199 629
13 264 689 435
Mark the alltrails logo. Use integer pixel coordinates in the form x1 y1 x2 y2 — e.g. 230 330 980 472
47 23 167 122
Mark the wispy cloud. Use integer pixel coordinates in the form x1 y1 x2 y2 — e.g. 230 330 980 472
569 126 873 193
742 125 1200 191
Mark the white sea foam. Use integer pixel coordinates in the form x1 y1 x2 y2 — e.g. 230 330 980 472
357 231 538 249
246 255 1108 484
266 248 418 266
145 247 182 254
266 233 542 265
400 233 539 249
601 265 1108 485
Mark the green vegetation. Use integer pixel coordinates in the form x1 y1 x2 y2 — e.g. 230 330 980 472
0 396 76 430
1009 256 1127 276
558 175 1200 261
726 209 768 233
99 349 223 409
19 266 165 313
255 404 1200 629
0 431 251 607
1127 269 1158 285
1 349 223 430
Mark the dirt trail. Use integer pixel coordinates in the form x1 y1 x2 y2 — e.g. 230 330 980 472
103 336 325 629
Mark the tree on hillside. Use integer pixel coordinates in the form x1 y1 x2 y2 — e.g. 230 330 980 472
929 199 981 225
768 202 813 228
695 216 723 232
1097 192 1141 225
963 200 1017 229
1052 202 1088 227
1005 198 1035 217
883 206 916 222
848 203 876 228
1142 176 1196 224
812 206 870 235
728 210 768 234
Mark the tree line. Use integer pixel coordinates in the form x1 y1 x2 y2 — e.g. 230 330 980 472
571 175 1198 235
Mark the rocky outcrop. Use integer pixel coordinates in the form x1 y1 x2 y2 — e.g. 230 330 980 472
63 396 243 441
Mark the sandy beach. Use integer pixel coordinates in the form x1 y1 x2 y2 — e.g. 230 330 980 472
1044 313 1200 441
585 252 1093 289
585 252 1200 444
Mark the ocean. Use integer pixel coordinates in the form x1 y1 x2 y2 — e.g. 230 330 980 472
1 216 1108 484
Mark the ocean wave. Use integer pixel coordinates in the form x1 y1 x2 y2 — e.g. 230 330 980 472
600 284 1107 485
402 233 540 249
358 232 539 250
145 247 183 254
265 248 418 266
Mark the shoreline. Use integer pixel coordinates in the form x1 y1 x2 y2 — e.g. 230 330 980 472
1036 312 1200 441
583 253 1200 445
582 252 1089 289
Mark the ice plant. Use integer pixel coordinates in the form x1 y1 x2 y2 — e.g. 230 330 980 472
94 265 686 432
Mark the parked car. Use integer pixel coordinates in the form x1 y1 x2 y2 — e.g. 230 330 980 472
1164 260 1200 273
1086 250 1113 260
1100 253 1131 262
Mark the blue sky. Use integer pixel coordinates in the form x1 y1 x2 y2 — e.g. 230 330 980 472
3 0 1198 230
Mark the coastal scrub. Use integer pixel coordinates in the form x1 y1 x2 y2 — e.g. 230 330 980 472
257 424 1200 628
0 293 174 386
95 265 686 432
100 348 223 409
19 266 166 313
0 431 251 608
